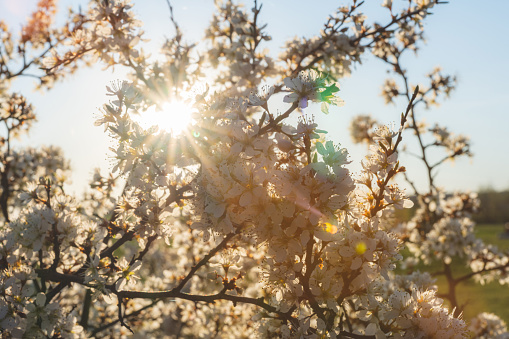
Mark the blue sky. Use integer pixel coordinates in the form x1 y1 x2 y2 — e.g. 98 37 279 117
1 0 508 195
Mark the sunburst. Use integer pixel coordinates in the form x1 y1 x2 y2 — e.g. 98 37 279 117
138 100 194 135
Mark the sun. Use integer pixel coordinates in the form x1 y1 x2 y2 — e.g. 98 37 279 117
138 100 194 135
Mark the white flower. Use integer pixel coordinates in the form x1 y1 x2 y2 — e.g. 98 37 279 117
248 85 275 107
382 0 393 8
115 258 142 291
283 70 322 109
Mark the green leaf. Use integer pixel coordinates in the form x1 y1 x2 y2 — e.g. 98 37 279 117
320 84 340 102
325 140 335 153
310 162 327 175
316 142 326 155
321 102 329 114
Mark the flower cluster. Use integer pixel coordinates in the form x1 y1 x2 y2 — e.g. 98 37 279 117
20 0 57 47
429 124 471 158
42 0 143 83
204 0 276 95
283 70 343 113
381 289 466 338
349 114 377 144
0 93 36 138
468 313 509 339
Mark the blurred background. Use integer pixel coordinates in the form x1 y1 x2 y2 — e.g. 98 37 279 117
1 0 509 323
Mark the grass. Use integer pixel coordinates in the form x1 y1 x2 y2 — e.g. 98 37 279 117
459 224 509 323
399 223 509 324
475 224 509 250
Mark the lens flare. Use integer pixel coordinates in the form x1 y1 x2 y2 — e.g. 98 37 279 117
138 100 193 135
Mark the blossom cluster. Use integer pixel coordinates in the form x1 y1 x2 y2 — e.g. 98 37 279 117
204 0 277 95
468 313 509 339
43 0 143 75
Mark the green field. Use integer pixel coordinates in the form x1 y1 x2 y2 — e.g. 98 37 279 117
399 224 509 324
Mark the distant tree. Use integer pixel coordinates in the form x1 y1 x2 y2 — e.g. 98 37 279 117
474 189 509 225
